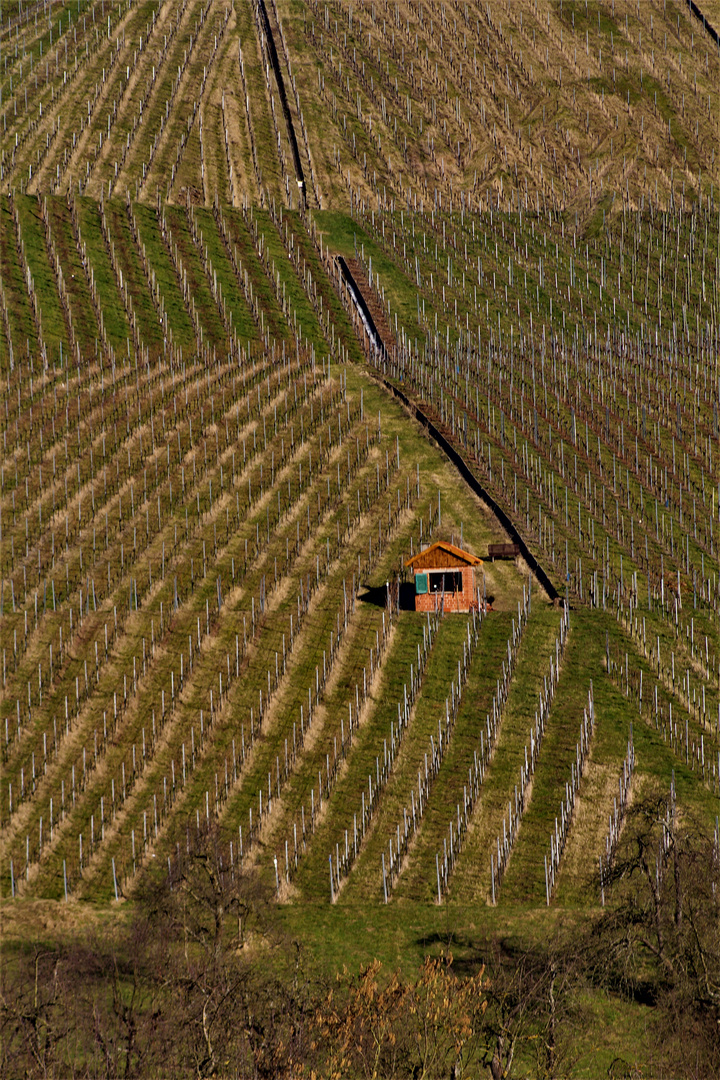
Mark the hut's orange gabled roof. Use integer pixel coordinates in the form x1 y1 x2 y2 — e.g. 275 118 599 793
405 540 483 569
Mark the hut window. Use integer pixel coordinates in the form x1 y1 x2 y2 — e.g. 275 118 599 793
429 570 463 593
415 573 428 594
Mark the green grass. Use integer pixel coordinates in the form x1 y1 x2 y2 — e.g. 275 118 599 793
394 610 517 903
132 202 197 351
0 197 38 358
499 611 609 905
193 207 258 346
14 195 68 362
163 204 226 353
102 202 165 351
76 199 131 349
294 611 429 900
222 207 289 342
288 211 366 363
47 200 101 355
258 514 421 863
255 210 327 349
316 211 427 345
339 615 477 904
498 608 718 908
450 606 563 904
210 456 409 847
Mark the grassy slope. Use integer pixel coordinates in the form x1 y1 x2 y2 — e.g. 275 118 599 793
393 610 517 903
449 606 563 904
339 615 480 904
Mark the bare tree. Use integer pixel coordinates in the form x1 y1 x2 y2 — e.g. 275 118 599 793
586 797 720 1077
0 947 69 1077
135 821 308 1078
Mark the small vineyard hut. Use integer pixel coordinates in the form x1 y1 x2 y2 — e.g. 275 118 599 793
405 541 482 613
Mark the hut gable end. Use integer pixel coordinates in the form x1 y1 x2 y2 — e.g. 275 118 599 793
405 540 482 571
408 548 467 570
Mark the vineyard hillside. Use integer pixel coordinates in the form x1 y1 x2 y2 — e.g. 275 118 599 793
1 1 720 1077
